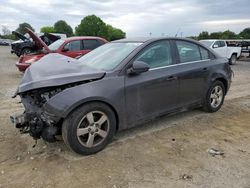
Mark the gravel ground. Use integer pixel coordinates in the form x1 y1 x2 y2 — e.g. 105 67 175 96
0 46 250 188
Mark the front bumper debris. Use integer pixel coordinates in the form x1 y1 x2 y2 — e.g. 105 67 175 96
10 111 26 128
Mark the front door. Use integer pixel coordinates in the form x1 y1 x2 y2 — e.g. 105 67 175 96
61 40 83 58
212 40 227 58
125 40 180 126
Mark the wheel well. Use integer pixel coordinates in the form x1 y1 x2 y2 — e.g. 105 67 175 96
216 78 228 94
69 100 120 131
21 47 31 52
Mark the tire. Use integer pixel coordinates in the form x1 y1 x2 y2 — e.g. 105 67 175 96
203 81 225 113
21 48 32 55
229 54 237 65
62 102 116 155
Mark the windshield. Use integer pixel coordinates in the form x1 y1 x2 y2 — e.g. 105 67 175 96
78 42 142 71
48 39 64 51
200 40 214 47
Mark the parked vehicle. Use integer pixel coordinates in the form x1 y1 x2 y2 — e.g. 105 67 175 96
200 39 241 65
16 28 108 72
0 39 11 46
10 37 232 155
11 31 66 57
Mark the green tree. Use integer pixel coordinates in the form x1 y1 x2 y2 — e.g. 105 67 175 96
40 26 55 33
239 28 250 39
197 31 209 40
106 24 125 41
221 30 237 39
54 20 73 37
75 15 109 39
209 32 223 39
16 22 34 34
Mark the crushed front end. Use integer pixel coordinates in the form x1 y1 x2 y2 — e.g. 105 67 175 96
10 87 63 142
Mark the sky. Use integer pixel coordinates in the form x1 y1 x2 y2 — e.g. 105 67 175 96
0 0 250 37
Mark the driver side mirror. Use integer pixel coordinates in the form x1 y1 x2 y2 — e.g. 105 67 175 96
213 44 219 48
127 61 150 75
62 47 69 52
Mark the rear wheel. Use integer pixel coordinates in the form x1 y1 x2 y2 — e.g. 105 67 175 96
203 81 225 113
62 102 116 155
229 54 237 65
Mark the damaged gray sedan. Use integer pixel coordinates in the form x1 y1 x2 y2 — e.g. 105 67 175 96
11 38 232 155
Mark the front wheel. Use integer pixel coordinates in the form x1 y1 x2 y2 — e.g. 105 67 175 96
21 48 32 55
203 81 225 113
62 102 116 155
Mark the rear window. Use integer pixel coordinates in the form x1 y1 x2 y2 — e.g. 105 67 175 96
83 40 101 50
176 41 201 63
199 47 209 60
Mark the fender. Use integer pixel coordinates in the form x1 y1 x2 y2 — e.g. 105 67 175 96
43 76 128 130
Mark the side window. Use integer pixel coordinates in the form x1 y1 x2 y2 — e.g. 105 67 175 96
199 47 209 60
213 41 225 48
64 40 81 51
135 41 173 69
219 41 226 47
176 41 201 63
213 41 220 48
83 40 100 50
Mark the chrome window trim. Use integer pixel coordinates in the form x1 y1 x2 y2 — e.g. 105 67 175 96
149 59 211 71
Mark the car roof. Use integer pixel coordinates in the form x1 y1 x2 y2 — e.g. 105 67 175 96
112 37 198 43
64 36 107 42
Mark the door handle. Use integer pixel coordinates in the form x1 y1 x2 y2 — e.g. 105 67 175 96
165 75 177 81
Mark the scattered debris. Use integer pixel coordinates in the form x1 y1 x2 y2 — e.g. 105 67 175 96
180 174 193 181
238 149 247 153
207 148 224 157
16 156 21 161
30 156 34 160
223 138 233 143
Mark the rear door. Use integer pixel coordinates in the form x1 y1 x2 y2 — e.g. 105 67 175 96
174 40 212 106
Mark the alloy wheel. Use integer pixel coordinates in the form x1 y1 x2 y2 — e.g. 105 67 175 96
210 85 223 108
76 111 110 148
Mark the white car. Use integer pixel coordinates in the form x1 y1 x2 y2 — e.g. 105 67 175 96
200 40 241 65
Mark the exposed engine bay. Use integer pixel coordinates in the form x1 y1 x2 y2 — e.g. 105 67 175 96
9 53 106 143
10 81 89 142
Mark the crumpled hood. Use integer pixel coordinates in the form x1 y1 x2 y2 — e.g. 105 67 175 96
17 53 105 93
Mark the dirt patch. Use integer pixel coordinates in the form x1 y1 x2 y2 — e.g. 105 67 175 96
0 46 250 188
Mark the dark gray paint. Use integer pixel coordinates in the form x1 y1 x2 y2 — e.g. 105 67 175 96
17 37 232 132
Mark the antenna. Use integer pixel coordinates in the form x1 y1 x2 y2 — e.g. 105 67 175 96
175 28 181 37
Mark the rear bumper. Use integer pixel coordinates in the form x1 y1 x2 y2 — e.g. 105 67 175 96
16 62 30 72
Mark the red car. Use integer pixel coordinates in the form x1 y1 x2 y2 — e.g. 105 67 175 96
16 28 108 72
